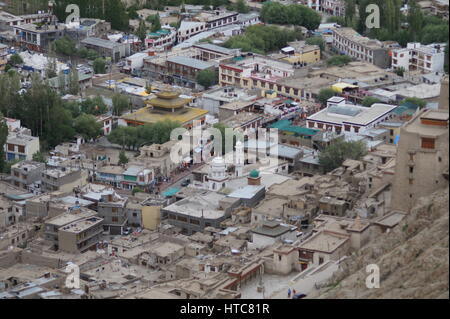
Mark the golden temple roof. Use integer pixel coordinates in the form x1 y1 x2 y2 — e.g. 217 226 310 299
147 91 192 109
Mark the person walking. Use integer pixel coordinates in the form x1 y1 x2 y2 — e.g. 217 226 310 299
287 288 291 298
292 289 297 298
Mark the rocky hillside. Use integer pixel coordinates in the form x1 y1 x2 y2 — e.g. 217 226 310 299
312 187 449 299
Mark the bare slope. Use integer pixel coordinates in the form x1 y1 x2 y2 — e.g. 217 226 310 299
312 187 449 299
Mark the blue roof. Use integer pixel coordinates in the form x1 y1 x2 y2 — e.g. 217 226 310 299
162 187 180 197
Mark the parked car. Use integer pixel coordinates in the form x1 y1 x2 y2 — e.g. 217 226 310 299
292 293 307 299
181 179 190 187
122 227 132 235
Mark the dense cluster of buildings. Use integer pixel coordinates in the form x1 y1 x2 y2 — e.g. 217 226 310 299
0 2 448 300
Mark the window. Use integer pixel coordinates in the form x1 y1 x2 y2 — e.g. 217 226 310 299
112 217 118 222
18 145 25 153
8 144 14 151
421 137 435 149
409 167 414 174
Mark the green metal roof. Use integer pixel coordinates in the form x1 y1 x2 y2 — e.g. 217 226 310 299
162 187 180 197
270 120 320 136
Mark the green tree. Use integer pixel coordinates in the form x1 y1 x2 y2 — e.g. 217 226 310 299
327 55 352 66
319 139 367 172
112 93 130 116
136 19 148 46
235 0 250 13
68 67 80 95
403 97 427 109
196 69 217 89
0 113 8 172
74 113 102 141
361 96 382 107
32 151 46 163
394 67 405 77
407 0 424 42
93 58 106 74
305 37 325 52
9 53 23 66
151 14 161 32
80 96 108 115
52 36 77 56
317 88 336 105
132 187 144 195
118 150 129 166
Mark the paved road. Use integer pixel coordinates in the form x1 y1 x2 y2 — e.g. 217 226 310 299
270 262 340 299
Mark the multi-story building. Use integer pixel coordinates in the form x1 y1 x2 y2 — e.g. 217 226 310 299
332 28 391 69
145 27 177 50
80 37 131 62
392 42 446 74
44 208 100 251
0 43 7 72
177 21 207 43
306 97 398 134
41 167 88 193
97 192 128 235
58 215 103 253
10 161 45 191
177 10 239 43
390 108 449 213
0 10 54 31
279 41 321 67
13 22 65 52
321 0 346 16
166 56 215 88
219 54 295 91
5 125 40 162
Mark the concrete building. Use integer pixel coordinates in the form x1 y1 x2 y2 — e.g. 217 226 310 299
97 192 128 235
306 97 398 134
161 191 241 235
166 55 215 88
0 43 7 72
5 127 40 162
199 86 257 115
145 27 177 50
332 28 390 69
392 42 446 74
41 167 87 194
10 161 45 191
13 23 65 52
278 41 321 67
298 230 350 267
81 37 131 62
250 220 297 249
390 108 449 213
44 208 100 251
58 215 103 253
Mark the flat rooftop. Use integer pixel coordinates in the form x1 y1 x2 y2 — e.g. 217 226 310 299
299 231 349 253
166 55 214 70
164 191 227 219
46 210 98 227
60 216 103 233
81 37 125 49
307 103 397 126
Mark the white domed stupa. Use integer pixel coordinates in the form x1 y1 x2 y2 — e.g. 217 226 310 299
208 156 228 191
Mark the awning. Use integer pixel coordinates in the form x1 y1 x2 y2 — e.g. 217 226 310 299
332 82 358 93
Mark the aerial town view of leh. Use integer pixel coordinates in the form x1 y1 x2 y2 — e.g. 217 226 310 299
0 0 448 301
